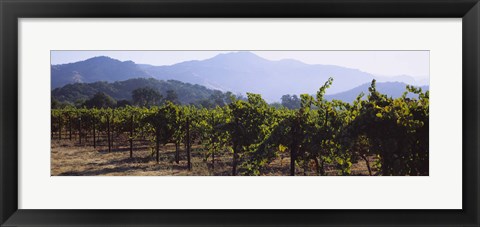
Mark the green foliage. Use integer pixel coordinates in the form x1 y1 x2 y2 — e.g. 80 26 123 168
51 78 238 107
132 87 163 107
165 90 180 104
84 92 117 108
51 78 429 176
348 79 429 175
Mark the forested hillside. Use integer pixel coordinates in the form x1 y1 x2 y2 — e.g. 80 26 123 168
52 78 234 106
52 77 428 108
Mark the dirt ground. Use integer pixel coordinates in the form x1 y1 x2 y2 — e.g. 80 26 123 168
51 135 377 176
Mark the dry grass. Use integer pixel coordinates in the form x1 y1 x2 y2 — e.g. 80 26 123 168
51 137 377 176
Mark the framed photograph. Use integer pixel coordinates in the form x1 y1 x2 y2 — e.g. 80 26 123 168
1 0 479 226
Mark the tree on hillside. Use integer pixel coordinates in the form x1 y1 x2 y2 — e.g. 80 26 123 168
165 90 180 104
132 87 163 107
52 97 73 109
281 94 301 109
116 99 131 108
52 97 61 109
84 92 116 108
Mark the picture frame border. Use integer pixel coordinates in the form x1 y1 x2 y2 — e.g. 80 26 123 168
1 0 479 226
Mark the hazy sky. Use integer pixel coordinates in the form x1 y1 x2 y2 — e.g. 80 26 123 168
51 50 429 79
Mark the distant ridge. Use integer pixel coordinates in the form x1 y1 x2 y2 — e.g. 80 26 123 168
325 82 429 103
51 52 427 102
52 77 429 105
51 56 151 88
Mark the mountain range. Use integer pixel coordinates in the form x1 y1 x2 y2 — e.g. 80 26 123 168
325 82 429 103
51 52 429 102
52 77 428 105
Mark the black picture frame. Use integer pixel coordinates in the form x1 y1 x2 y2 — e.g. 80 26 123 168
1 0 479 226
